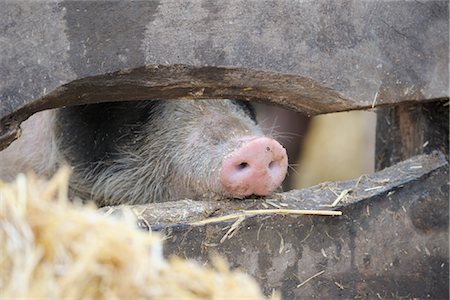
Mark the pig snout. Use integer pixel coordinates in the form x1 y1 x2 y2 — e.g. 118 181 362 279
220 137 288 197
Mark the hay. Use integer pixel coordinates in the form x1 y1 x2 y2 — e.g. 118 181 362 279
191 209 342 226
0 168 268 299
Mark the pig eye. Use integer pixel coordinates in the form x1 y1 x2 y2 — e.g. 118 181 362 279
231 100 257 122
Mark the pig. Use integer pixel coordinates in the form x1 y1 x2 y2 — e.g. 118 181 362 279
0 100 288 206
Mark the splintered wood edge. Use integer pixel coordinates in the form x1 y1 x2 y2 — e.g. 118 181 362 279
1 64 447 151
101 151 448 229
1 64 360 150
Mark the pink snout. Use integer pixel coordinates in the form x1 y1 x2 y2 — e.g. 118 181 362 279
220 137 288 197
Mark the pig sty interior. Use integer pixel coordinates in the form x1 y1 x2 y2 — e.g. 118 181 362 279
0 100 288 206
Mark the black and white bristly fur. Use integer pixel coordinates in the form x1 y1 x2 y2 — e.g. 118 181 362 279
53 99 262 206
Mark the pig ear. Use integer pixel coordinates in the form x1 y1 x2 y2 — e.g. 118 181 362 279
230 100 257 123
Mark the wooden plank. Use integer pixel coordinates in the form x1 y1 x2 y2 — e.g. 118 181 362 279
1 0 448 149
375 100 449 170
1 0 447 118
103 152 449 299
103 151 446 227
0 65 352 150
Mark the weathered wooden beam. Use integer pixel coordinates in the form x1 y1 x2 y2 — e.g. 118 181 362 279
102 152 449 298
376 100 449 170
1 0 448 149
0 65 350 150
1 1 447 117
103 151 446 226
120 151 445 299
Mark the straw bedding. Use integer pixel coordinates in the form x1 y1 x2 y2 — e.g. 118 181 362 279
0 168 267 299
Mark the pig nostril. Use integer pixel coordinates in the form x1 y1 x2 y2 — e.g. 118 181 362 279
268 161 277 170
237 162 249 170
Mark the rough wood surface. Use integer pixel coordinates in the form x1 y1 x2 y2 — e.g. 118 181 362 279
1 0 447 118
102 152 446 227
1 0 448 149
103 151 449 299
375 100 449 170
0 64 351 150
